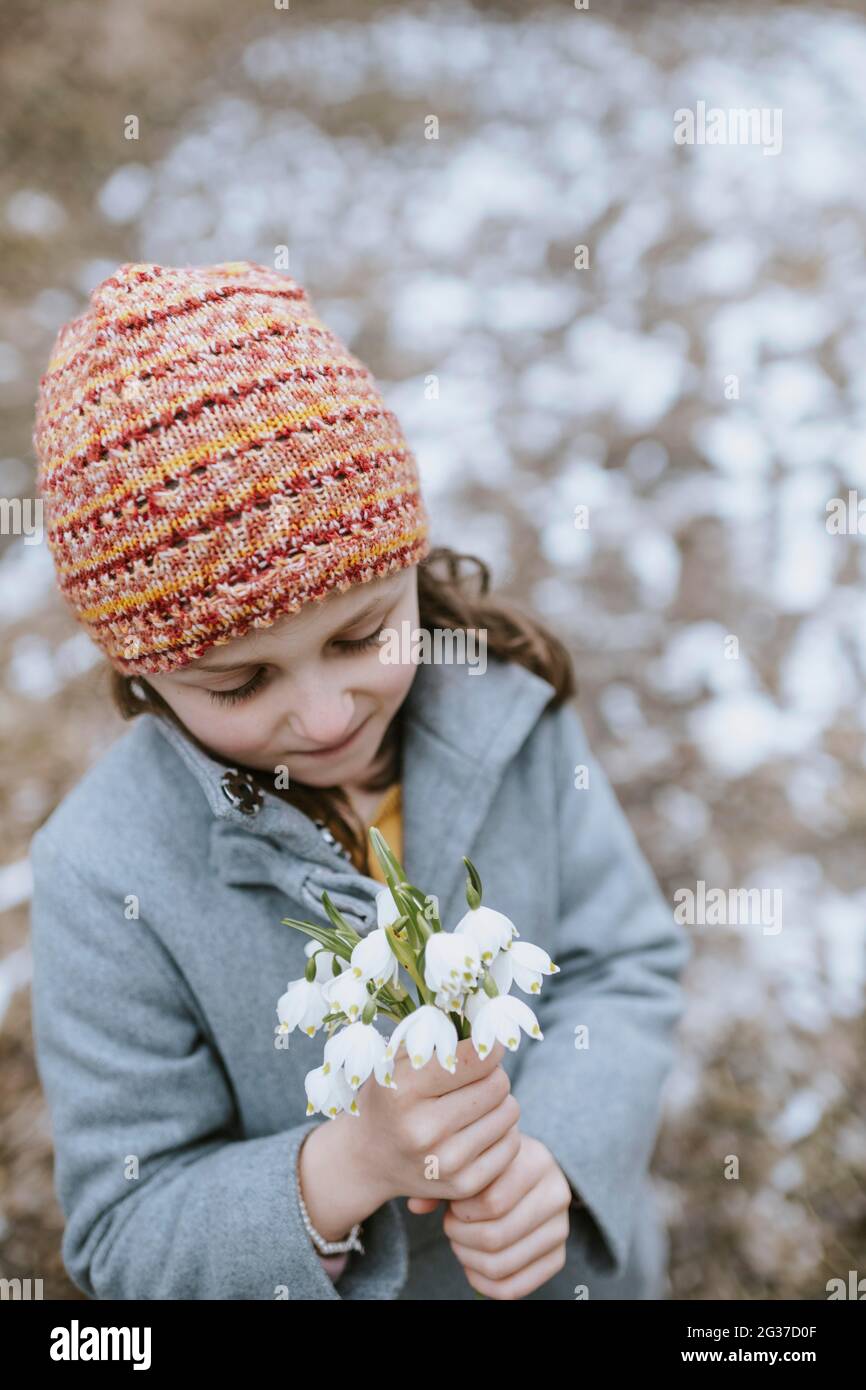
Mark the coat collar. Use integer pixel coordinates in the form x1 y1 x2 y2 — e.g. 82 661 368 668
151 655 555 932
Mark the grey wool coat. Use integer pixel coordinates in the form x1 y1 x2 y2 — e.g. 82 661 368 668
29 653 691 1301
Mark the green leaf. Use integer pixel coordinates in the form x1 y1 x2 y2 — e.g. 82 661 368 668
369 827 409 887
320 890 363 944
280 917 353 962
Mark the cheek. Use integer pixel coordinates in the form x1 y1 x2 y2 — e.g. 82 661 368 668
374 655 417 706
170 691 273 761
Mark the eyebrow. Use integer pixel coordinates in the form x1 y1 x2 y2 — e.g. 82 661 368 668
186 589 396 675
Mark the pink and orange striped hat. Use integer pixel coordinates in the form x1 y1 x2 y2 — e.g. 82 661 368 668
32 260 431 676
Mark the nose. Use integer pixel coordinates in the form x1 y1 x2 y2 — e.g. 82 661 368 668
286 688 357 750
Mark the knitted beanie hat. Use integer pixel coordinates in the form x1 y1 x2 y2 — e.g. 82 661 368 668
32 260 431 676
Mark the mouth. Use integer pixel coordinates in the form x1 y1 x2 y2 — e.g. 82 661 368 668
294 714 371 758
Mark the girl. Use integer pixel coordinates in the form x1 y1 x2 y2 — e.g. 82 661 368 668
29 260 690 1301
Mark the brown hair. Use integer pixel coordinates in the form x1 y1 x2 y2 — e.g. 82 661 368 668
107 546 578 876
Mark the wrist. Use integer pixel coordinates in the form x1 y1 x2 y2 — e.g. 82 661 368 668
297 1117 390 1240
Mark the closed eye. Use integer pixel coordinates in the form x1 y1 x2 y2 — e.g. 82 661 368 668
336 623 385 654
207 667 269 706
205 624 385 706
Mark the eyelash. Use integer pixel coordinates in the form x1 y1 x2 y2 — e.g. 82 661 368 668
207 667 269 707
206 625 386 706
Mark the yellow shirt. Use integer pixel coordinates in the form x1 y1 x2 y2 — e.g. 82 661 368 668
365 783 402 884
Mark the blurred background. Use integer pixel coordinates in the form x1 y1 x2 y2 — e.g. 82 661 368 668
2 0 865 1299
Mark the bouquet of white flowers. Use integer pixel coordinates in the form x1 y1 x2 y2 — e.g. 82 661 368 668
276 827 559 1118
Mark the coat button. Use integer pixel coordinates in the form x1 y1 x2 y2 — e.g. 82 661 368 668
220 769 263 815
314 819 353 863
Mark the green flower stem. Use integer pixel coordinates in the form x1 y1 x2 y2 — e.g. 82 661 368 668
383 922 431 1002
393 890 428 955
368 828 436 954
454 1013 472 1041
280 916 356 964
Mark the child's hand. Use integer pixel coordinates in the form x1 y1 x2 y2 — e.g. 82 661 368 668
345 1036 520 1211
412 1133 573 1299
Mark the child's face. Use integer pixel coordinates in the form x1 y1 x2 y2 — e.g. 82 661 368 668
143 567 420 788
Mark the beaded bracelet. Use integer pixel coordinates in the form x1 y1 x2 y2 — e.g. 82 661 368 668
297 1183 365 1256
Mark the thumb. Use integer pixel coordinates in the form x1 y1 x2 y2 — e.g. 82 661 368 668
407 1197 442 1215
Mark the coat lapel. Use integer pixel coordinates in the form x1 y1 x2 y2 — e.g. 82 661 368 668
399 658 555 922
151 655 555 932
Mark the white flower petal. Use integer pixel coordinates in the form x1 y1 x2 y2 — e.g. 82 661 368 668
304 1062 359 1117
468 1001 498 1058
424 931 482 995
467 991 543 1056
325 1020 387 1090
510 940 559 975
488 950 513 995
277 978 329 1037
452 904 517 962
350 928 401 987
321 971 370 1021
376 887 402 929
385 1005 458 1073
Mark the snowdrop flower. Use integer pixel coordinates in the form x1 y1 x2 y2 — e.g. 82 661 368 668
304 938 342 983
486 948 513 995
321 970 372 1023
304 1060 360 1118
453 904 518 964
324 1019 388 1090
509 940 559 994
424 929 483 999
481 939 558 998
376 887 403 929
464 989 543 1057
276 976 330 1038
281 843 555 1115
374 1050 400 1090
433 984 466 1014
349 928 401 989
385 1004 458 1074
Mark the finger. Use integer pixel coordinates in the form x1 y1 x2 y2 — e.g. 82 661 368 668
448 1134 535 1223
435 1093 520 1177
406 1197 441 1214
449 1208 570 1281
444 1171 551 1251
459 1233 569 1300
412 1036 506 1098
449 1122 521 1200
425 1064 512 1138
